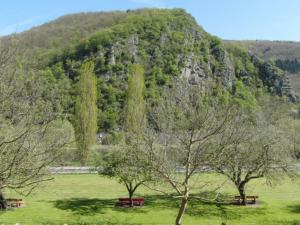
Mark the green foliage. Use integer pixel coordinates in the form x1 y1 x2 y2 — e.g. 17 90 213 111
226 43 260 86
99 143 153 199
212 84 230 105
124 64 146 134
101 131 124 145
74 61 98 165
233 80 258 109
97 76 124 131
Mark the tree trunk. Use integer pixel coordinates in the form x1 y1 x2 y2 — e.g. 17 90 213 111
0 190 7 210
175 197 188 225
129 191 134 207
238 184 246 205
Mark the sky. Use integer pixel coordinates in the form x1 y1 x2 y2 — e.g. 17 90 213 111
1 0 300 41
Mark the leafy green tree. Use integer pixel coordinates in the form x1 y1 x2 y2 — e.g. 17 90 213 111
124 64 146 135
74 61 98 165
99 143 152 207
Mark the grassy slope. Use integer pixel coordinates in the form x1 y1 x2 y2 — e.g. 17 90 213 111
0 174 300 225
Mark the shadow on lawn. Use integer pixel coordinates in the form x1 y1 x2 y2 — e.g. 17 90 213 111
286 203 300 214
53 197 154 215
146 192 268 221
53 194 179 215
53 192 267 220
54 198 115 215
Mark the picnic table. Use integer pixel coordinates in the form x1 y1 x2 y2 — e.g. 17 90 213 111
116 198 145 207
6 198 25 208
234 195 259 204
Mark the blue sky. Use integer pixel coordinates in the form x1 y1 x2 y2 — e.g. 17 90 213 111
1 0 300 41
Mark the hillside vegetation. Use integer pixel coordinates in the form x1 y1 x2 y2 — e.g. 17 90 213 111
1 8 298 133
227 40 300 94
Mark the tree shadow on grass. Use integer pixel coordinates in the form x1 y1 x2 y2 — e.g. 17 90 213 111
54 198 115 215
186 191 267 220
53 192 267 220
53 194 179 216
53 197 155 215
285 203 300 214
143 192 267 220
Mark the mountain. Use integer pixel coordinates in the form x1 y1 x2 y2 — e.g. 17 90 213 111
1 9 298 133
227 40 300 93
0 11 131 65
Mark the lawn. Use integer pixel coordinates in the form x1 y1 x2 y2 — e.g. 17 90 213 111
0 174 300 225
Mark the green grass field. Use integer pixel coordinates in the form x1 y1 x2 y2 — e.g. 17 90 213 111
0 174 300 225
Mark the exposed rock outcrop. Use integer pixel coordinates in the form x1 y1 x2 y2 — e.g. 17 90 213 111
127 34 139 63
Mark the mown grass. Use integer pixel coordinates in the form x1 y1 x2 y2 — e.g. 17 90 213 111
0 173 300 225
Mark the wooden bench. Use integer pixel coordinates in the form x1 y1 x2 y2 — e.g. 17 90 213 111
234 196 258 204
116 198 145 207
6 198 25 208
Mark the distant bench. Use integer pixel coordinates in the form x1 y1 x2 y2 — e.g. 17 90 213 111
116 198 145 207
6 198 25 208
234 196 258 204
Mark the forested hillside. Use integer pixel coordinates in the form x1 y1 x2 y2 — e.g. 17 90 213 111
227 40 300 93
1 9 298 135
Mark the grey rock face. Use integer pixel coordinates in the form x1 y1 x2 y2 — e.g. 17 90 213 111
181 54 206 85
251 55 299 102
127 34 139 63
215 52 235 88
107 44 116 65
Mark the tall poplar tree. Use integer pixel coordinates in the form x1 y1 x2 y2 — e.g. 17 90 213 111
124 64 145 135
99 64 149 206
75 61 97 165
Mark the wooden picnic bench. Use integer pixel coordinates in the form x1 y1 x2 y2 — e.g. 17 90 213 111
234 195 259 204
6 198 25 208
116 198 145 207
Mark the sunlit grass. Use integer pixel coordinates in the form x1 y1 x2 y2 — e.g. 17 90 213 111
0 174 300 225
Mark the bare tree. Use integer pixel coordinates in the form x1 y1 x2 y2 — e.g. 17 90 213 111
211 109 292 205
0 41 73 209
142 81 233 225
